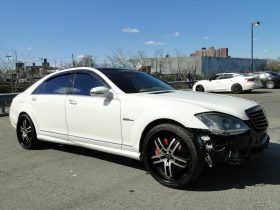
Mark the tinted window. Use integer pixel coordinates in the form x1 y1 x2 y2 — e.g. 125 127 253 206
72 73 105 95
222 74 234 79
44 74 71 94
211 75 223 80
269 72 280 77
32 82 45 94
102 70 174 93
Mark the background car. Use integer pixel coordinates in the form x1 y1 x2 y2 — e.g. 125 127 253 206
193 73 262 93
250 71 280 89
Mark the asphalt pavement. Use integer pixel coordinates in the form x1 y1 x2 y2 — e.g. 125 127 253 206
0 89 280 210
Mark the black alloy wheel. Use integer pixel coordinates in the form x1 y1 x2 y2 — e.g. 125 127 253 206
231 83 243 94
16 114 38 149
196 85 204 92
142 124 204 189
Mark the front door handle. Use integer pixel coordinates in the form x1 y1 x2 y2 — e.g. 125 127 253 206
68 99 77 105
31 97 37 101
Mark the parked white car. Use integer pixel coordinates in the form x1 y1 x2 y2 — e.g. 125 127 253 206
193 73 262 93
9 68 269 188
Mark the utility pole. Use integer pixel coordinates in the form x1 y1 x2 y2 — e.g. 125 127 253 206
251 21 260 72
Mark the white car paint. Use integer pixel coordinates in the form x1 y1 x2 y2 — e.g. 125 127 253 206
9 68 259 160
193 73 262 93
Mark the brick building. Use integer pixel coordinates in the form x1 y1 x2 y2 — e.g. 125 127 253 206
191 47 229 58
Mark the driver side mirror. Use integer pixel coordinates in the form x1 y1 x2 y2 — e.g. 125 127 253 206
90 86 113 98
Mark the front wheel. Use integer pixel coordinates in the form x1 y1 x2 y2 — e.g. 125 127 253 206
142 124 203 189
16 114 39 149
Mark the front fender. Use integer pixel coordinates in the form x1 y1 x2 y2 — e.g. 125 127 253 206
121 101 209 152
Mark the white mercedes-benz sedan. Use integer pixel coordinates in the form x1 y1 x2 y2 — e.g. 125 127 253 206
9 68 269 188
193 73 262 93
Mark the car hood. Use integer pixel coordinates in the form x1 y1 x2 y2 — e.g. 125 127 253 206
142 90 258 120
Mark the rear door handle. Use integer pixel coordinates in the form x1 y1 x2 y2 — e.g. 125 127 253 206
68 99 77 105
31 97 37 101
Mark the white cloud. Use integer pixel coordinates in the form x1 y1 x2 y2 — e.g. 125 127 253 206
122 28 140 33
166 31 180 37
27 46 33 51
144 41 166 46
202 36 211 40
77 54 85 59
263 49 269 53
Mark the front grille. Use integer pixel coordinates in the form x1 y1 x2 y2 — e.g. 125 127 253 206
246 106 268 130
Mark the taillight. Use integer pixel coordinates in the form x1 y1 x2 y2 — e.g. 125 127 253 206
245 77 255 82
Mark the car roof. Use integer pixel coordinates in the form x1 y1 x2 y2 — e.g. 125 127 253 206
216 73 238 75
96 67 138 73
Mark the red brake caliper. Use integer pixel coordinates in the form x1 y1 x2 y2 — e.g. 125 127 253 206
155 138 169 155
155 147 161 155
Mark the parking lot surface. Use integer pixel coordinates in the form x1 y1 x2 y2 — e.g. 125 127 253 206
1 89 280 210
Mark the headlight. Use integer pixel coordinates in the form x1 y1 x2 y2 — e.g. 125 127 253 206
196 113 249 136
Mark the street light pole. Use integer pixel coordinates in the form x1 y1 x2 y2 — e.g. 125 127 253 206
251 21 260 72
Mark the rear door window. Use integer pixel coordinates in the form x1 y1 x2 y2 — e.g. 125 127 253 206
44 74 72 94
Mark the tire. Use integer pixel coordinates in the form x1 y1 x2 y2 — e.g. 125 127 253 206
195 85 204 92
231 83 243 94
142 124 204 189
16 114 39 149
266 81 275 89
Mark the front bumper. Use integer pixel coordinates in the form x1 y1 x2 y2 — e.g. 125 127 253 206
196 122 270 167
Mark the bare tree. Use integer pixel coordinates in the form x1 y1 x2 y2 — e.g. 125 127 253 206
107 45 130 68
107 44 146 69
128 49 146 69
77 55 96 67
154 49 169 74
174 49 184 77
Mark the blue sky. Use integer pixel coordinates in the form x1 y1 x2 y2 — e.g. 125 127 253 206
0 0 279 65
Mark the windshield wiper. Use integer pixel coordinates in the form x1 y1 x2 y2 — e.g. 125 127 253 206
148 90 174 94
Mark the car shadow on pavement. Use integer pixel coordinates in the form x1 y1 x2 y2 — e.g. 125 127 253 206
187 142 280 191
216 90 273 95
41 141 280 191
247 90 273 94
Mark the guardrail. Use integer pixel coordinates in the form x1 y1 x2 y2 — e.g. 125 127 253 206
0 93 19 116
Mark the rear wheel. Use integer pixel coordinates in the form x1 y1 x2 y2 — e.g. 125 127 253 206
142 124 203 189
266 81 275 89
231 83 243 94
195 85 204 92
16 114 38 149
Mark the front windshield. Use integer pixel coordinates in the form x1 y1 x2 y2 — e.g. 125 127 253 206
101 70 174 93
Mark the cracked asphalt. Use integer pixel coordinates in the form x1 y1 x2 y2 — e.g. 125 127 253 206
0 89 280 210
